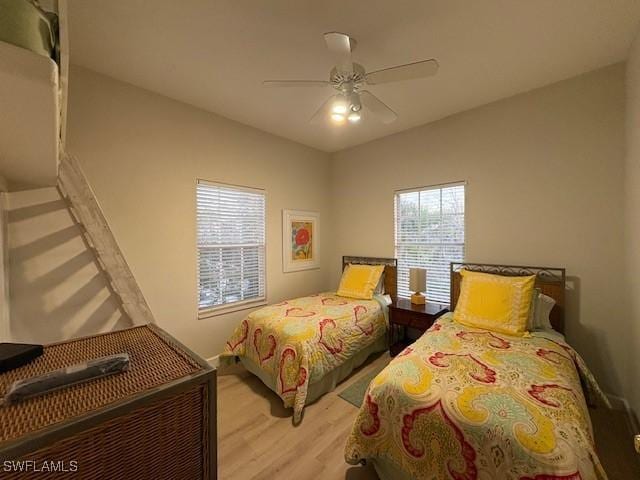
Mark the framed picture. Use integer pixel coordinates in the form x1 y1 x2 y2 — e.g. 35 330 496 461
282 209 320 272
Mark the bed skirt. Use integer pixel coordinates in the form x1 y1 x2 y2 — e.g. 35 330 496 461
371 458 412 480
240 333 387 408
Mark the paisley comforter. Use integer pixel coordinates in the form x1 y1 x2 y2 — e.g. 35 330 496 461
345 313 609 480
221 293 387 422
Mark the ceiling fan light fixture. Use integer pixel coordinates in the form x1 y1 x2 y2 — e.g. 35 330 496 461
347 111 361 123
331 101 348 115
350 93 362 112
264 32 438 126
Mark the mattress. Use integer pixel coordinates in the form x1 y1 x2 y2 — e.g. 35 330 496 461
0 0 60 187
220 292 389 422
345 313 609 479
0 0 58 60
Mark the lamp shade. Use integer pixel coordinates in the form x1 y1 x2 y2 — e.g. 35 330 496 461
409 268 427 293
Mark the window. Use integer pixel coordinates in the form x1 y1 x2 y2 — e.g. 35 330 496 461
197 180 266 317
394 182 465 305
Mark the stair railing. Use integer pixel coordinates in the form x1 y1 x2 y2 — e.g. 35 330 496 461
57 153 154 326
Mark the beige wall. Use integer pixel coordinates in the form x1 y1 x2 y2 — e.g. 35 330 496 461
66 66 333 359
0 177 9 341
625 32 640 421
62 62 634 409
7 187 129 343
330 64 630 400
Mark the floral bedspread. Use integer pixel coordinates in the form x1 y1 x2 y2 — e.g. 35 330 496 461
221 293 387 422
345 313 609 480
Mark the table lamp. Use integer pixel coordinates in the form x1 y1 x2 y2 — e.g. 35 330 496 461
409 268 427 305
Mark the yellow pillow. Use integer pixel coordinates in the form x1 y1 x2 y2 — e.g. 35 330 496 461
337 264 385 300
453 270 536 336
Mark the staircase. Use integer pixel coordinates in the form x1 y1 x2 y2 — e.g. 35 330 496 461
57 153 154 326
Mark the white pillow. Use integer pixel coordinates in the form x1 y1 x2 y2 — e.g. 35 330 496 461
527 290 556 331
535 294 556 330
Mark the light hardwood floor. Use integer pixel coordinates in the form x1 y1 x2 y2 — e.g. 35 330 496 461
218 353 640 480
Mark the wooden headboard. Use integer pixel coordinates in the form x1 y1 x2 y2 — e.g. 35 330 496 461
342 256 397 302
450 263 566 334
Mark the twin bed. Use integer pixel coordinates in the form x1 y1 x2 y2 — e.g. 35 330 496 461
221 256 397 423
222 259 608 479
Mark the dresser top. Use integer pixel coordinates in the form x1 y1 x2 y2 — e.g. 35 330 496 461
390 298 449 316
0 325 207 444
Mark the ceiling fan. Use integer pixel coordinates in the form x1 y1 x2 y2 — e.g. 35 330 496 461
263 32 439 125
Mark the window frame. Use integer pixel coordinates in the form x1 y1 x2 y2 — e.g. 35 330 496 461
393 181 466 306
196 179 267 319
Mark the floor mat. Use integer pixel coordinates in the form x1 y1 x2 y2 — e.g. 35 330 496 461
338 361 387 408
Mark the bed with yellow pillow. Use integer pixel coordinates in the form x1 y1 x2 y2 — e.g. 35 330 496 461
220 257 396 422
345 263 610 480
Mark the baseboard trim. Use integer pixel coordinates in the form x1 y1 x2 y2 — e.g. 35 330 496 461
606 393 639 435
206 354 220 369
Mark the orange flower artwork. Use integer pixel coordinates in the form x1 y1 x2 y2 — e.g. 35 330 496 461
283 210 319 272
291 221 313 261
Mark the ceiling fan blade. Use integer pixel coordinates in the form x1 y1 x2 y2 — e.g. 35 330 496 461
360 91 397 124
310 95 337 124
365 59 439 85
262 80 329 88
324 32 354 75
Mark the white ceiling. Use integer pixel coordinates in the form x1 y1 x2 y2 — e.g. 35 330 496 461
68 0 640 153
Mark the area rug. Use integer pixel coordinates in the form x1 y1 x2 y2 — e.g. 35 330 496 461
338 362 388 408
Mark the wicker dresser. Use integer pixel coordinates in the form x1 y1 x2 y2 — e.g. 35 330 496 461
0 325 216 479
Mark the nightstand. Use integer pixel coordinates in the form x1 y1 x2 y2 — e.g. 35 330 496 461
389 299 448 356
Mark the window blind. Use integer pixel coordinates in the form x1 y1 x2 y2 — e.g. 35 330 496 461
394 183 465 305
197 180 266 316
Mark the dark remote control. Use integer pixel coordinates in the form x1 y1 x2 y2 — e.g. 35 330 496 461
0 343 43 373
